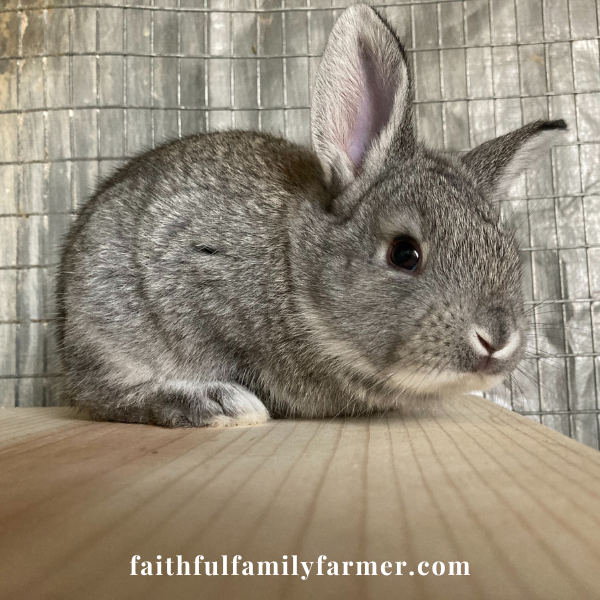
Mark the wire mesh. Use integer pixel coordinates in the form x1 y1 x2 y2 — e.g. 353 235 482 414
1 0 600 449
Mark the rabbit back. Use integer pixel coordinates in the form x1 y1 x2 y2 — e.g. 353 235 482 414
57 131 328 424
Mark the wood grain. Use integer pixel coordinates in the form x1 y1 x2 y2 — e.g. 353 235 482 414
1 396 599 600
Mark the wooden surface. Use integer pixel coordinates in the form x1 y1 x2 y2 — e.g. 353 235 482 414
1 397 600 600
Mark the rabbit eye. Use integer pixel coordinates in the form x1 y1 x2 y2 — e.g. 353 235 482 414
387 236 421 273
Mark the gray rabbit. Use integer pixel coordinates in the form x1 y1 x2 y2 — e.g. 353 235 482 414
57 5 566 427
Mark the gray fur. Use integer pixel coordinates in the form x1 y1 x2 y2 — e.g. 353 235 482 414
57 5 566 427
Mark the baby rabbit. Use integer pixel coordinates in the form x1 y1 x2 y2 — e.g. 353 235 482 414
57 4 566 427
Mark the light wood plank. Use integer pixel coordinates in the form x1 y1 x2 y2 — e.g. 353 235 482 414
1 397 599 600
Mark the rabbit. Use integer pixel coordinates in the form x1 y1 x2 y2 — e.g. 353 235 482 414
56 4 567 428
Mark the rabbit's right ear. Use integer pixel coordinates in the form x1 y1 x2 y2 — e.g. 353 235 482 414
311 5 414 195
461 120 567 202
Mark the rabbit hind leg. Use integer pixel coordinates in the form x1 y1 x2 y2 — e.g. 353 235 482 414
84 380 269 428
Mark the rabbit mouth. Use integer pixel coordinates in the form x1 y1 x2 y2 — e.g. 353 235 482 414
383 365 504 397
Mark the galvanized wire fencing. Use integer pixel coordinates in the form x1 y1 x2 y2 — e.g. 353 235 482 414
1 0 600 448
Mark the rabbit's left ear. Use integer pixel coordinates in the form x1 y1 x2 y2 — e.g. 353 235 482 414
311 5 414 194
461 120 567 202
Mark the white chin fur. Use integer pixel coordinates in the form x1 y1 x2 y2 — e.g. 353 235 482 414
386 367 503 397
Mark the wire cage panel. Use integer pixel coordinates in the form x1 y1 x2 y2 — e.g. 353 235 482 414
1 0 600 449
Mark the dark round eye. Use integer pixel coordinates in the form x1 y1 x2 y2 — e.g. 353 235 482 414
387 236 421 273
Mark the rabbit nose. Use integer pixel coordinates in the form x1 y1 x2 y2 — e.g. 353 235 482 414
476 330 496 354
470 327 521 359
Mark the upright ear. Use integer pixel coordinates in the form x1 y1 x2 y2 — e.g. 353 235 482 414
311 5 414 194
461 120 567 201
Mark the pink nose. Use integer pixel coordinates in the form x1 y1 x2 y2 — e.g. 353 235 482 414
476 333 497 355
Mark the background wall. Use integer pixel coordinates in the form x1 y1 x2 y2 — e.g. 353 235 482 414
1 0 600 449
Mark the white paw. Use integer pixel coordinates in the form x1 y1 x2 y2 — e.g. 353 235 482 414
207 383 270 428
162 380 269 428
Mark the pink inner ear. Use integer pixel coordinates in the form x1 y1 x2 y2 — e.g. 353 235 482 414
347 43 397 172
